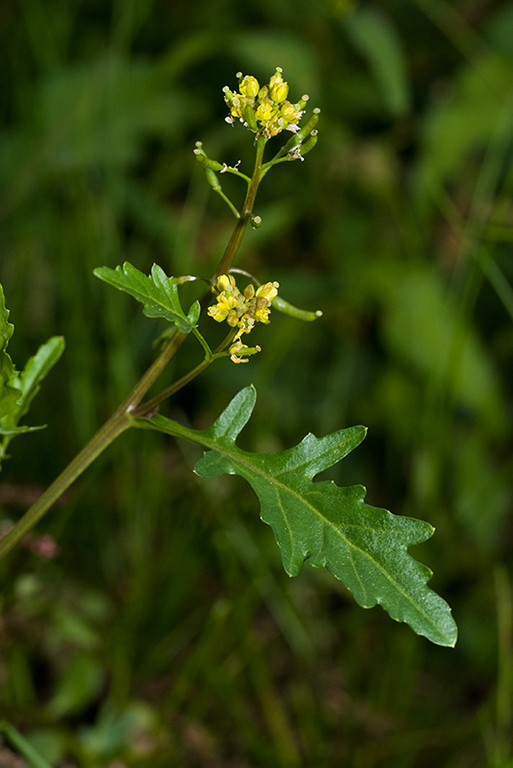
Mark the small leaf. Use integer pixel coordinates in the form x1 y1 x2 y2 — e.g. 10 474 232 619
0 335 65 467
0 283 22 421
135 387 457 647
0 424 46 437
11 336 66 423
93 262 198 333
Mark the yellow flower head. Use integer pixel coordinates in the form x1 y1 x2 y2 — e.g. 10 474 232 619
208 274 279 363
223 68 308 139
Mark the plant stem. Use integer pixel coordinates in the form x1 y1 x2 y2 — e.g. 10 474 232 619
0 720 53 768
0 332 186 560
132 330 235 418
131 356 213 418
0 138 267 560
214 136 266 279
0 405 130 560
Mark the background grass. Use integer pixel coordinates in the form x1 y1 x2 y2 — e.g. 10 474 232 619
1 0 513 765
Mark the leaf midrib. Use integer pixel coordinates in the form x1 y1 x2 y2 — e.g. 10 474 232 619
200 436 451 643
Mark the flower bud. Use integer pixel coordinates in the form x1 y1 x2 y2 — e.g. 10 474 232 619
239 75 259 99
269 74 289 104
256 281 279 302
242 103 259 133
256 101 275 124
217 274 237 292
268 68 287 100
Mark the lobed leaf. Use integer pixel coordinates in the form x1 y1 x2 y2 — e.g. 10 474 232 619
0 284 65 467
93 262 200 333
135 386 458 647
7 336 66 426
0 284 22 421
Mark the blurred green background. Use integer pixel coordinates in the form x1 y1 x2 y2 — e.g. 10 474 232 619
1 0 513 765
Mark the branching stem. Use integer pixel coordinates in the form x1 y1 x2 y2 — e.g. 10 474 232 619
0 138 267 560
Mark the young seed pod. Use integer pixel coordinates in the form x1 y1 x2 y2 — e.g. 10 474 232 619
297 131 318 157
204 168 222 192
280 108 320 156
272 294 323 321
293 108 320 146
193 147 225 172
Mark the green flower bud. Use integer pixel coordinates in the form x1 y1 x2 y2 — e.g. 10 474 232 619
242 102 259 133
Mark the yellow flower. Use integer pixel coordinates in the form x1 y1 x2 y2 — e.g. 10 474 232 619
256 281 279 302
208 275 279 362
223 68 307 138
207 275 239 323
255 101 276 124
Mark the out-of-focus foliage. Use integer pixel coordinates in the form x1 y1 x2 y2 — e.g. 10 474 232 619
1 0 512 766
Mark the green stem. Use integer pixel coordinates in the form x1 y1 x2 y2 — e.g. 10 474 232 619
214 136 266 279
0 332 186 560
0 405 131 560
132 329 236 418
0 138 267 561
0 721 53 768
132 356 216 418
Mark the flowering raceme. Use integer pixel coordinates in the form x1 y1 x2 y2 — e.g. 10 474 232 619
208 274 279 363
223 68 308 138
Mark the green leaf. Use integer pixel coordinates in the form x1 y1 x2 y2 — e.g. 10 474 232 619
0 336 65 466
135 387 457 647
9 336 66 425
1 284 65 467
344 7 410 117
93 262 200 333
0 283 22 421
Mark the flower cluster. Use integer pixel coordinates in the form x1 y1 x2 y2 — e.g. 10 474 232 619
223 68 308 138
208 274 279 363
